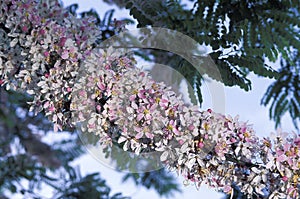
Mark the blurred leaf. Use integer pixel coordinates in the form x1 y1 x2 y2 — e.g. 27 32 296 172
261 51 300 130
122 169 181 198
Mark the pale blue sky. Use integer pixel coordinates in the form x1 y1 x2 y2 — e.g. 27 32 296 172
59 1 296 199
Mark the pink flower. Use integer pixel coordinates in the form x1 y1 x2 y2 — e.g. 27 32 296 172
96 105 101 112
188 124 195 131
59 37 67 47
215 141 228 157
88 123 96 129
48 105 55 112
198 142 204 148
139 71 145 77
159 98 169 108
21 26 28 32
138 89 146 99
166 120 181 136
230 137 237 143
223 185 232 194
79 90 86 97
104 63 111 70
287 186 298 198
136 103 156 122
137 112 144 121
178 139 184 145
43 51 50 57
39 29 46 35
78 112 85 121
80 26 85 31
54 123 62 132
134 127 143 139
294 137 300 147
145 132 154 139
134 126 154 139
129 95 136 101
240 126 247 134
276 152 287 162
282 176 288 182
61 50 69 59
43 101 50 109
97 82 106 91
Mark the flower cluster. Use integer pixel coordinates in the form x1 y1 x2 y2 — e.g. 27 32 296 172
0 0 102 130
70 47 135 147
108 69 185 154
0 1 299 198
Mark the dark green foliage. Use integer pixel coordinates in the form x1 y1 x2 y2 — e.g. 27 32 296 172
107 140 183 198
122 169 181 198
118 0 299 130
125 0 163 27
0 88 129 198
0 5 181 199
65 4 134 44
2 0 299 198
0 88 181 198
124 0 293 82
262 50 300 130
79 120 181 198
52 137 84 166
55 167 129 199
88 125 182 198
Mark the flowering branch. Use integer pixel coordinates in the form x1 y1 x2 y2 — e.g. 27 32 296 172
0 1 299 198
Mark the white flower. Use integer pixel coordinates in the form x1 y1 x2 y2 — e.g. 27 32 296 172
160 150 169 162
241 184 253 195
10 38 18 47
250 167 267 184
27 90 35 95
269 191 286 199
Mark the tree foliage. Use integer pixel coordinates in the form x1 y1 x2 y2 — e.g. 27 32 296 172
108 0 300 130
1 0 299 198
0 88 126 198
262 50 300 130
122 170 181 198
0 3 180 198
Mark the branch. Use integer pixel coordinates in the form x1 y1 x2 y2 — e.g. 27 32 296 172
0 1 299 198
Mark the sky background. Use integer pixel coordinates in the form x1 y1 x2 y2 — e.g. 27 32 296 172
53 1 297 199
